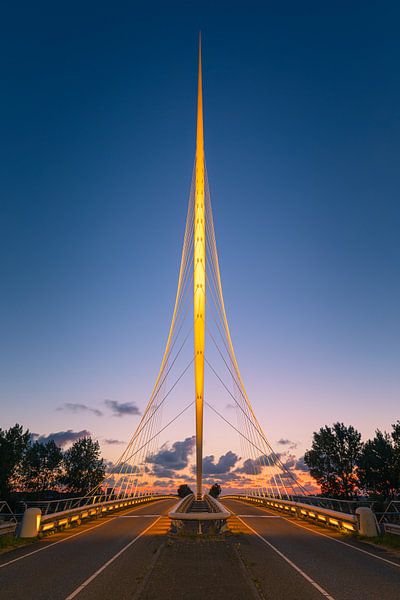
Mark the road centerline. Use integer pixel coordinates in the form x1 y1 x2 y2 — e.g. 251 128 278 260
235 514 282 518
64 516 162 599
235 515 335 600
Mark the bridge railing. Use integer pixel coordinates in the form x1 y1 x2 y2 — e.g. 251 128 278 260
286 494 376 515
18 493 176 538
376 500 400 537
236 492 375 515
19 491 158 516
0 501 17 537
223 494 359 533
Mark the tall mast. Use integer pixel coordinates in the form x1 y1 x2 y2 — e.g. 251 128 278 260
194 33 206 499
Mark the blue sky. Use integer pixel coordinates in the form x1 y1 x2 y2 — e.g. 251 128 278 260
1 2 399 470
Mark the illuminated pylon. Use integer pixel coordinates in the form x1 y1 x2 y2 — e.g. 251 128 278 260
194 34 206 499
100 34 307 504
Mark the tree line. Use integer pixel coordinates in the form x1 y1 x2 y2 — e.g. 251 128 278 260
3 420 400 505
304 421 400 500
0 424 106 503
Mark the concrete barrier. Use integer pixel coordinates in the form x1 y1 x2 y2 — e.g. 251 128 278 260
356 507 379 537
169 494 230 521
19 508 42 538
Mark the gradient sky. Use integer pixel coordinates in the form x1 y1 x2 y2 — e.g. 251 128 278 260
1 2 399 475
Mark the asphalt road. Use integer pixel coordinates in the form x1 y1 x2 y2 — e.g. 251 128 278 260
222 498 400 600
0 498 176 600
2 497 400 599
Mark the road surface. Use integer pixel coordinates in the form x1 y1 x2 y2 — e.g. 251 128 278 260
222 497 400 600
0 498 175 600
1 496 400 599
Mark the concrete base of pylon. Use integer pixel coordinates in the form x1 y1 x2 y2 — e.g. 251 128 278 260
168 493 230 535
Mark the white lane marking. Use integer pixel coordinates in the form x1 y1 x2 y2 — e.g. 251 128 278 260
236 515 281 518
0 499 170 569
283 517 400 570
116 515 162 518
236 515 335 600
226 498 400 570
65 517 161 599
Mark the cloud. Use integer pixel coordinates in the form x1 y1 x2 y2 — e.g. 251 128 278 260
226 403 236 410
103 438 125 445
153 479 177 488
203 472 243 484
236 453 282 475
57 403 103 417
147 436 195 471
277 471 295 481
151 465 177 479
277 438 298 451
236 457 262 475
36 430 90 447
282 454 297 469
104 399 141 417
294 456 309 472
202 451 239 475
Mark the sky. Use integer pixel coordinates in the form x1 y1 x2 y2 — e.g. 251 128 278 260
1 2 400 490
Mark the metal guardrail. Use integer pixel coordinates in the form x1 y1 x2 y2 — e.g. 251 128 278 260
0 522 17 536
0 501 17 537
287 495 375 515
17 493 175 537
377 500 400 536
21 491 161 516
236 493 375 515
383 522 400 536
38 494 175 534
377 500 400 524
223 494 358 533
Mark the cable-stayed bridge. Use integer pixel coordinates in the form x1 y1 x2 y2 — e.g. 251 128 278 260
98 34 305 506
2 37 400 600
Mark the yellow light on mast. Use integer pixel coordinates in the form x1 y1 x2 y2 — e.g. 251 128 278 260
194 33 206 500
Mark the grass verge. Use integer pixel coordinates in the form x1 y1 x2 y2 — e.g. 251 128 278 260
358 532 400 552
0 535 36 553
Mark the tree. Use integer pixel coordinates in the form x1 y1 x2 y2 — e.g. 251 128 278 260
63 437 105 494
392 420 400 449
304 422 362 499
209 483 221 498
391 420 400 488
177 484 193 498
357 430 398 498
21 440 63 493
0 424 31 499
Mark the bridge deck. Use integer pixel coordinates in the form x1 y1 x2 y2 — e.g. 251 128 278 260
1 498 400 599
187 499 209 513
